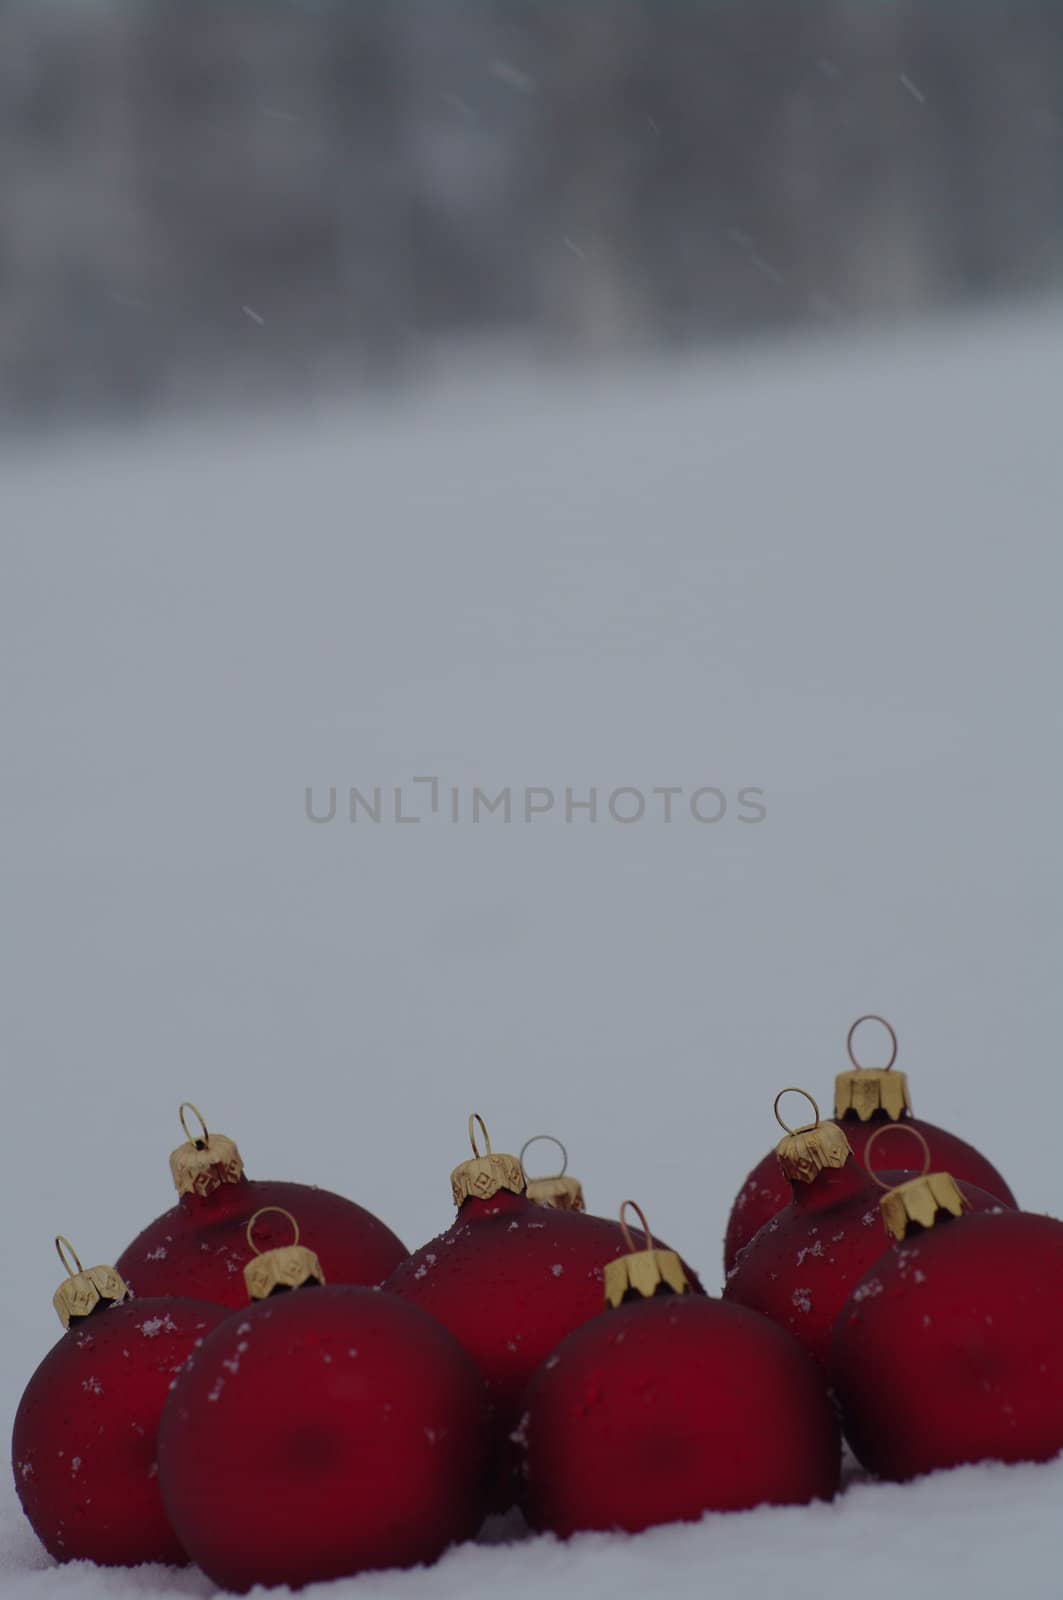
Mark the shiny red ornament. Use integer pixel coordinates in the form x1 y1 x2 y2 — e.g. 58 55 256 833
12 1240 228 1567
159 1274 489 1590
116 1103 407 1310
519 1204 839 1535
384 1119 700 1458
723 1017 1015 1271
723 1094 1007 1367
833 1208 1063 1480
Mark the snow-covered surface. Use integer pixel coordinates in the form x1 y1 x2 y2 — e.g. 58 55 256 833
2 302 1062 1594
3 1462 1063 1600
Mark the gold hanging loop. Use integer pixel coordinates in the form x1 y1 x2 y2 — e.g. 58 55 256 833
246 1207 301 1257
52 1238 128 1328
242 1209 323 1299
55 1236 83 1277
178 1102 210 1147
864 1123 932 1191
774 1087 851 1182
468 1113 491 1158
618 1200 655 1255
773 1087 821 1136
604 1200 688 1308
846 1015 899 1072
519 1134 568 1182
450 1113 523 1205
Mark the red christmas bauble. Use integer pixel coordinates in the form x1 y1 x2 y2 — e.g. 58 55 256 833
159 1285 489 1590
832 1210 1063 1480
12 1252 228 1567
723 1018 1015 1271
384 1122 700 1457
116 1106 407 1310
725 1153 791 1275
519 1266 839 1535
723 1107 1007 1367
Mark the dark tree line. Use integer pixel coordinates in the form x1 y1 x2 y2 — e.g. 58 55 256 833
1 0 1061 420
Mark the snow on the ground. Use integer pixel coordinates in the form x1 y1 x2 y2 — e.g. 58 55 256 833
2 301 1062 1595
4 1459 1063 1599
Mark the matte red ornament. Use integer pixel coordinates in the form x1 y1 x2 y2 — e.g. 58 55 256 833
384 1118 700 1468
723 1017 1015 1271
519 1202 839 1536
116 1103 408 1310
159 1216 489 1592
11 1238 228 1567
723 1092 1007 1367
833 1205 1063 1479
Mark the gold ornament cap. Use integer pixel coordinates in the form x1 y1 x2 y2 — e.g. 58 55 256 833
450 1114 525 1206
243 1208 325 1301
603 1202 690 1309
773 1088 852 1183
169 1102 245 1198
834 1015 911 1123
53 1236 129 1329
520 1135 586 1213
865 1124 970 1242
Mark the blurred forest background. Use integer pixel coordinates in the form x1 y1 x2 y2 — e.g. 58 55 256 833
1 0 1061 423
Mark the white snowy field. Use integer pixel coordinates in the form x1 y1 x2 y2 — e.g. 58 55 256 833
2 301 1062 1595
3 1457 1063 1600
